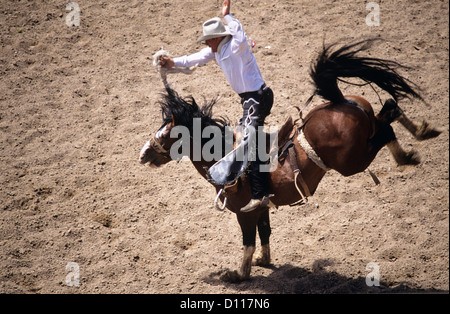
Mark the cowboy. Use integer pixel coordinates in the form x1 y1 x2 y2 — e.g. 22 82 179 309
160 0 274 213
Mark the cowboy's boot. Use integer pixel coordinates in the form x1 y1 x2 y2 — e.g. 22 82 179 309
240 195 271 213
240 163 270 213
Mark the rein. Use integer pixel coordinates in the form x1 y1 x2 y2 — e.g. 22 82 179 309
294 91 318 124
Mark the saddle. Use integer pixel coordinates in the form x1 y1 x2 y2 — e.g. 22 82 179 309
207 116 296 186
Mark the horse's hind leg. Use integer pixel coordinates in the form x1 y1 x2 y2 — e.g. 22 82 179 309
378 99 403 124
254 210 271 266
376 99 421 165
387 140 420 165
371 118 420 166
379 99 441 140
397 114 441 141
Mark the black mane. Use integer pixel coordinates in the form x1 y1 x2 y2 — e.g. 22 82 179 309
158 87 229 132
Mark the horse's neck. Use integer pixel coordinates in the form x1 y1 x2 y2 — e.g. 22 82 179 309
186 140 218 183
190 159 215 183
185 133 227 183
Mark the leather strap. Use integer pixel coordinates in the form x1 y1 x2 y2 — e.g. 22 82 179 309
287 140 311 205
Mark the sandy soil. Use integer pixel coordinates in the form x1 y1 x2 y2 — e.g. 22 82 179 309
1 0 448 294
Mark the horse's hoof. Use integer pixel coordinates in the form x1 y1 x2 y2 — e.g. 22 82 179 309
416 121 442 141
405 150 421 165
220 270 245 283
252 255 271 267
397 150 420 166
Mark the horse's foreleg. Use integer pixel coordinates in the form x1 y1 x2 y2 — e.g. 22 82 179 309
220 213 258 283
253 244 270 266
254 209 271 266
240 245 256 279
220 246 255 283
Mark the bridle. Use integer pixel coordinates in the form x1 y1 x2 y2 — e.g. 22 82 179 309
149 134 171 158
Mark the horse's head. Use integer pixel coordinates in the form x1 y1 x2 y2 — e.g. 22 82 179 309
139 120 177 168
139 87 228 168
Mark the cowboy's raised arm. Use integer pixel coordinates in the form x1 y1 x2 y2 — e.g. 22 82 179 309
222 0 231 17
160 47 215 69
222 0 247 54
173 47 215 68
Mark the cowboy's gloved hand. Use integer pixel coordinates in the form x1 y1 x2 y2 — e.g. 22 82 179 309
160 56 174 68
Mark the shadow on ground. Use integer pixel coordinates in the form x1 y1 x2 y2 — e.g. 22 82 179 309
203 259 449 294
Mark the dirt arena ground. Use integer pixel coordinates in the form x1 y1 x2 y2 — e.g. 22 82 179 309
1 0 448 294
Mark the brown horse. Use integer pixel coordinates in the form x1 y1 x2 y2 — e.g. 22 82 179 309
139 40 440 282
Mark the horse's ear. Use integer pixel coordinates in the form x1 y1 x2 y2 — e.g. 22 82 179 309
171 114 177 126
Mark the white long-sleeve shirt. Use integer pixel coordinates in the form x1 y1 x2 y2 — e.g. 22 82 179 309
174 14 265 95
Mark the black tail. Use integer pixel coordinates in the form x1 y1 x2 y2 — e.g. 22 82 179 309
310 39 424 104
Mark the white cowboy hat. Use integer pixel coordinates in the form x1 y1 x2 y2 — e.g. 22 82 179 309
197 17 231 43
